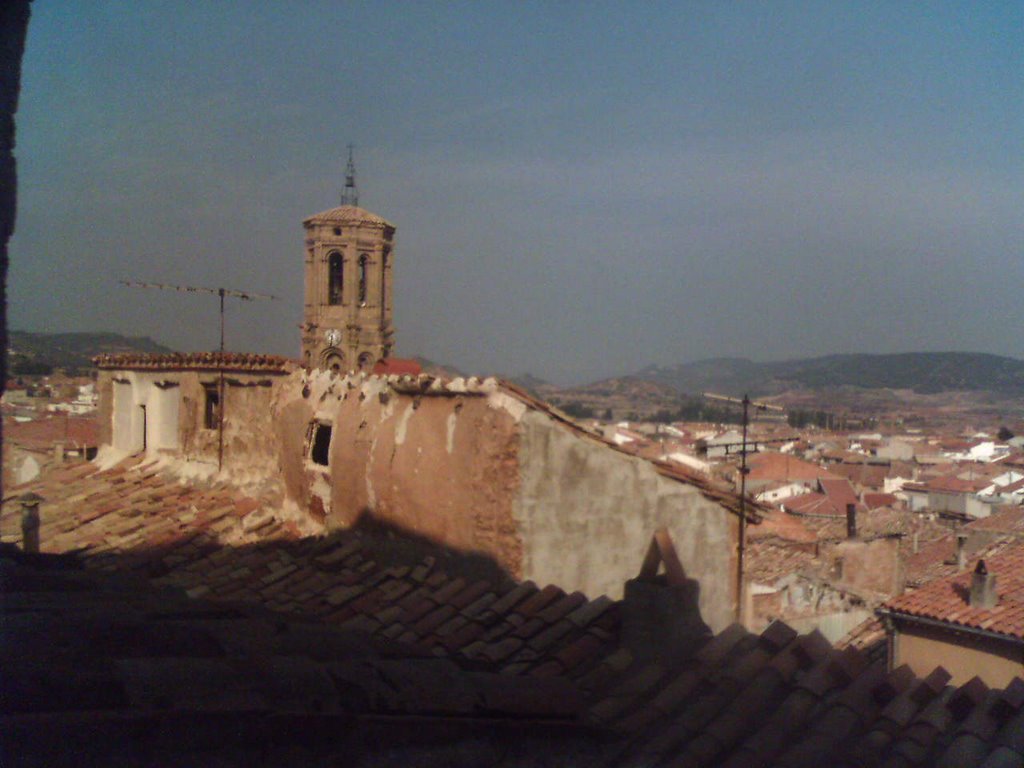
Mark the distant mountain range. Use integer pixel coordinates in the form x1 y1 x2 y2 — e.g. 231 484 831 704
636 353 1024 397
7 331 175 375
8 333 1024 398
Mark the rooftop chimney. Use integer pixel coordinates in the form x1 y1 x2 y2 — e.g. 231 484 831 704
846 503 857 539
969 559 998 610
955 533 968 570
19 492 43 554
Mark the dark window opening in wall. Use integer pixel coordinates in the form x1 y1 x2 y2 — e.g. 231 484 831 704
203 386 220 429
139 405 147 451
333 227 342 236
324 353 344 373
328 252 344 305
358 254 368 304
310 422 332 466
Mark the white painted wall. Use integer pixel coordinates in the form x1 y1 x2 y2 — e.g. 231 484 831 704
110 374 183 456
112 381 137 452
150 385 180 451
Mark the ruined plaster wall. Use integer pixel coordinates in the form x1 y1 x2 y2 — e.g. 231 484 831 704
832 537 903 596
97 369 283 478
95 372 113 447
275 373 523 571
214 378 282 477
514 410 738 632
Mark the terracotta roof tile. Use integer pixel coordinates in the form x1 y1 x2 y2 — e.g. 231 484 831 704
93 351 294 373
884 543 1024 639
8 460 1024 764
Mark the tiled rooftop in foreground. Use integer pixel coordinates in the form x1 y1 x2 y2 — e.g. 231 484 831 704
5 460 1024 765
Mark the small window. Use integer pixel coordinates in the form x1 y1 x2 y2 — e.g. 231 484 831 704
328 252 344 305
358 254 368 304
203 386 220 429
310 422 332 466
333 227 342 236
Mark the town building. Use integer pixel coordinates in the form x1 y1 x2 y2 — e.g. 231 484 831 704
299 158 395 372
880 546 1024 687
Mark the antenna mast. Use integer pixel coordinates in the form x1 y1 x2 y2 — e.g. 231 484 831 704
119 279 278 471
702 392 784 625
341 143 359 207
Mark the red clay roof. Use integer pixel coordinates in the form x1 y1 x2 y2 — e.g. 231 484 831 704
746 452 836 483
782 478 863 518
829 461 890 489
863 492 899 509
965 506 1024 535
3 415 98 450
0 460 619 681
926 474 990 494
7 462 1024 765
371 357 422 376
884 543 1024 639
93 351 294 373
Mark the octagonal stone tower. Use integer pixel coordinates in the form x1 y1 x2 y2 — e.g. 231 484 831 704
301 204 395 372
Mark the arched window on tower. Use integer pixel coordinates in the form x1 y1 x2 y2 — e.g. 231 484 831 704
358 254 368 305
328 252 344 305
381 248 389 309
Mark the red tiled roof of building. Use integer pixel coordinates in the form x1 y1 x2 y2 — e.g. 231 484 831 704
829 461 890 490
746 452 837 483
0 460 620 681
748 509 819 545
883 544 1024 640
927 473 990 494
863 492 899 509
819 477 860 508
93 351 295 373
371 357 422 376
965 506 1024 535
800 506 944 546
744 537 820 583
781 491 834 516
782 477 863 518
3 414 98 450
0 545 592 764
7 462 1024 764
904 534 1018 589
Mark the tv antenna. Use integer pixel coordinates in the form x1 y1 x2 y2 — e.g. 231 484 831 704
340 143 359 207
118 280 278 352
703 392 784 623
119 280 279 471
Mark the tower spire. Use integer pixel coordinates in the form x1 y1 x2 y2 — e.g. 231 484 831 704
340 143 359 207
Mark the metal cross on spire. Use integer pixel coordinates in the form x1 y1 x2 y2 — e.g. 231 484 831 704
341 143 359 207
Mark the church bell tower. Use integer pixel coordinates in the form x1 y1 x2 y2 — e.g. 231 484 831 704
301 148 395 372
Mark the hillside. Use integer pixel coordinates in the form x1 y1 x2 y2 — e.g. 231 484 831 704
8 331 175 375
637 352 1024 397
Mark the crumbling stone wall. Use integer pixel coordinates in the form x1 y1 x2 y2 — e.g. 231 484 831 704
96 368 283 478
514 409 738 631
274 373 523 572
275 372 739 628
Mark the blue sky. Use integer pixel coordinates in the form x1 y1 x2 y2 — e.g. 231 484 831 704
10 1 1024 384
